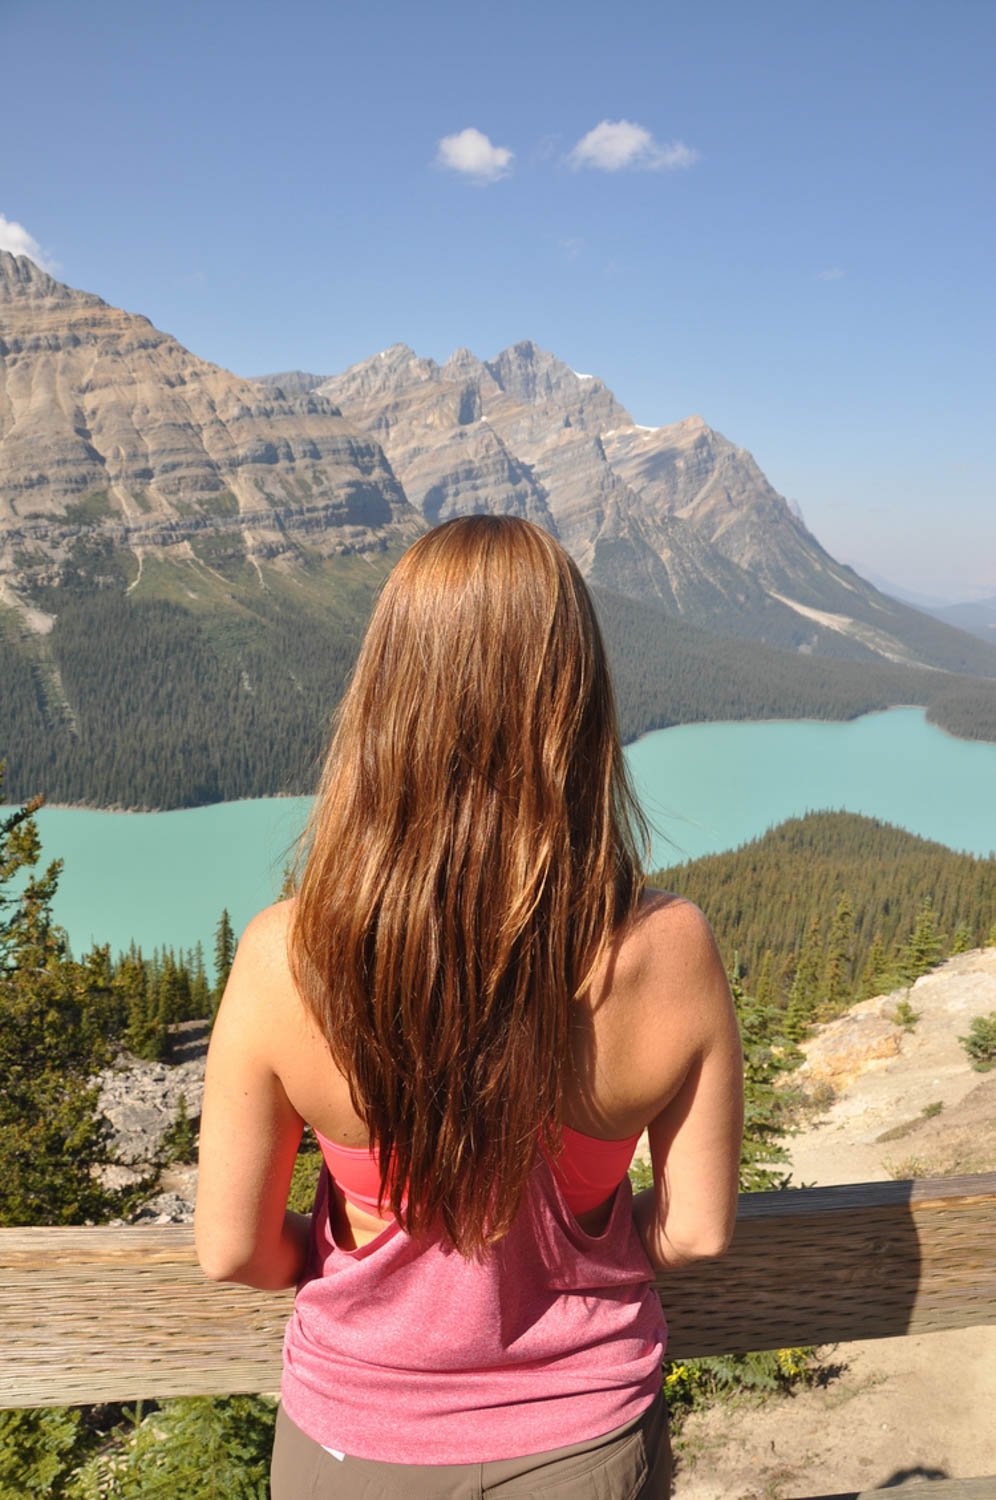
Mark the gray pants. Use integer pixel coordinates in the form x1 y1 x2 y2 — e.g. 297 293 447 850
271 1389 671 1498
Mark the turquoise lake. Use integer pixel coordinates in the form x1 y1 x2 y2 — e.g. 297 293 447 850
34 708 996 959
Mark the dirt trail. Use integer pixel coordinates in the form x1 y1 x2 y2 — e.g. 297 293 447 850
672 949 996 1499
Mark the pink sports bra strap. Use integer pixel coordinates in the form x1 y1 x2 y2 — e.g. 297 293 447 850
314 1122 640 1218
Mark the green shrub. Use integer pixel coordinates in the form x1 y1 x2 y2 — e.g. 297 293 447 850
68 1397 275 1499
286 1134 324 1213
662 1346 824 1428
892 998 920 1031
0 1406 95 1498
160 1095 198 1165
959 1013 996 1071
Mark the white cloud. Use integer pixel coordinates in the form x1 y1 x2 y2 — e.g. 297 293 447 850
0 214 57 271
818 267 846 281
568 120 698 173
435 128 513 183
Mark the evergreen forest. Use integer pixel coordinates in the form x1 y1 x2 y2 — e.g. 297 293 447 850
650 811 996 1035
5 568 996 810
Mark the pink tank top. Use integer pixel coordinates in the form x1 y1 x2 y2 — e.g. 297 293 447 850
314 1122 641 1217
281 1150 667 1464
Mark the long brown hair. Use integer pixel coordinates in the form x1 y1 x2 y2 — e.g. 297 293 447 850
289 515 648 1253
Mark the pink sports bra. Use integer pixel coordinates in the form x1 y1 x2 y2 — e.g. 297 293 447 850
314 1122 641 1218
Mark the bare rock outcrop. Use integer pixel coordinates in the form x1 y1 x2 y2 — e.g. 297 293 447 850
790 947 996 1182
94 1020 209 1222
0 251 422 607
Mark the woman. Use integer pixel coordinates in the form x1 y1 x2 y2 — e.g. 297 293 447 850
196 515 744 1498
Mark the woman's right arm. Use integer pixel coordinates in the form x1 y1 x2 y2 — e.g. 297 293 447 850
631 900 744 1270
195 903 312 1290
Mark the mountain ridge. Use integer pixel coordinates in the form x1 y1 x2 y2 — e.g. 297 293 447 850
295 339 996 680
3 255 996 808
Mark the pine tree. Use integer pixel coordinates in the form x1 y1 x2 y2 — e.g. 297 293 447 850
729 969 801 1192
785 916 822 1040
752 949 777 1009
189 939 212 1016
79 941 125 1053
213 908 236 1005
156 952 183 1029
819 892 855 1020
0 1405 95 1497
122 952 167 1061
950 922 973 955
162 1093 198 1164
899 899 944 982
0 788 63 970
859 932 892 998
0 766 117 1225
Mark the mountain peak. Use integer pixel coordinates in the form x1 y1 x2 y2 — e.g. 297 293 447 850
481 343 632 434
1 250 57 295
442 345 486 375
315 343 441 410
0 249 47 283
0 251 109 312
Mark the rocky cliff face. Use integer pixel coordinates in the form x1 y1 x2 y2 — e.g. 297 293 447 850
313 339 996 676
313 344 557 530
0 252 421 607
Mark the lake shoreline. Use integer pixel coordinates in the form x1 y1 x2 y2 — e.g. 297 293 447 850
32 707 996 961
38 703 939 816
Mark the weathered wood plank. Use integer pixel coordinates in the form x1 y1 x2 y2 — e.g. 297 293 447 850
1 1173 993 1408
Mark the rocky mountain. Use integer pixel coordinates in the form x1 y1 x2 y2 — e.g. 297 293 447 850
0 251 421 616
249 370 326 398
304 340 996 678
2 257 996 809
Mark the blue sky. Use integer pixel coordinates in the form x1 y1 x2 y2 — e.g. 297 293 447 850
3 0 993 599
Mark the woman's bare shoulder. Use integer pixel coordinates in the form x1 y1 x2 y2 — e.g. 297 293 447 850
216 899 309 1038
578 892 732 1128
611 891 732 1042
620 891 723 985
239 895 296 951
234 896 302 978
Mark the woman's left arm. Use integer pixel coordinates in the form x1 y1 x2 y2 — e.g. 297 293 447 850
195 904 311 1289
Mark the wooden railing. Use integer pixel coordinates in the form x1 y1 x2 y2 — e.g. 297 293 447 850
3 1172 993 1408
2 1173 994 1498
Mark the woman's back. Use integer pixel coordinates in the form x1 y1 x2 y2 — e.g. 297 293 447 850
218 885 738 1251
